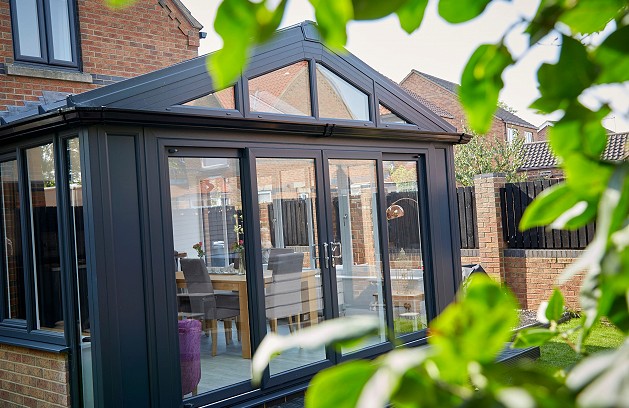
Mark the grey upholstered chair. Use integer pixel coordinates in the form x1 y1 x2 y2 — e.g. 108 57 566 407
179 258 240 356
265 252 304 333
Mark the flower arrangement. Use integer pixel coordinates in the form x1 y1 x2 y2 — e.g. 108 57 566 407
231 239 244 253
192 241 205 258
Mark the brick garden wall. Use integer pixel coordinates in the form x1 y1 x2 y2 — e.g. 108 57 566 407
0 345 70 408
469 173 586 310
0 0 200 111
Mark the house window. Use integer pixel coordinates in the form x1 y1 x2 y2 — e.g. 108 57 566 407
525 131 533 143
10 0 78 68
248 61 312 116
316 63 369 121
507 128 517 143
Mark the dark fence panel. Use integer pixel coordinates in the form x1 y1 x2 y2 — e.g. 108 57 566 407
456 186 478 249
268 199 311 247
501 180 595 249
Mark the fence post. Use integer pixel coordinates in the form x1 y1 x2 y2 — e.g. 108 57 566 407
473 173 507 284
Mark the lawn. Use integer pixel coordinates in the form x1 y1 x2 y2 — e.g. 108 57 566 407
537 318 624 374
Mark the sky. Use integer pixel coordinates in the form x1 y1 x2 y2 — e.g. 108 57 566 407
181 0 628 132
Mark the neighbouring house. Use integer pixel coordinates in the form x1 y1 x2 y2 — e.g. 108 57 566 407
0 22 472 407
520 132 629 179
0 0 202 121
537 120 615 141
400 70 539 143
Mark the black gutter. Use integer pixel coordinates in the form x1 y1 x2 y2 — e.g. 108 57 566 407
0 106 472 144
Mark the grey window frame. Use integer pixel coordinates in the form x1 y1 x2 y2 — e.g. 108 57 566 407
9 0 80 68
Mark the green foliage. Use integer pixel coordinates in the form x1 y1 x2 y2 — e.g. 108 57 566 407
454 131 526 186
460 43 513 134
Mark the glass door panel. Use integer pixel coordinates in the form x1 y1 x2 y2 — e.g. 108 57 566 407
256 158 326 375
383 161 427 336
168 156 251 397
327 159 386 353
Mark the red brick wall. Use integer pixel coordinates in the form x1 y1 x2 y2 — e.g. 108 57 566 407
0 0 200 110
400 72 538 141
0 345 70 408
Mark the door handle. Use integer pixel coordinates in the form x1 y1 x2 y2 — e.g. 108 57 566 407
321 242 330 269
330 241 342 267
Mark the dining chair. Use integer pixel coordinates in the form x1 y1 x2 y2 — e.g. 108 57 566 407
265 252 304 333
179 258 240 356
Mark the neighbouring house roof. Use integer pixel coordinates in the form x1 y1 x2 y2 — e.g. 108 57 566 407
403 89 455 119
166 0 203 29
521 132 628 169
407 70 537 129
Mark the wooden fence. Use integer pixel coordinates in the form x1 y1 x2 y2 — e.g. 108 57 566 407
501 180 595 249
456 186 478 249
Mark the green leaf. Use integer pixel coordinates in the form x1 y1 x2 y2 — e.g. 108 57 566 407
513 328 557 348
396 0 429 33
460 43 513 134
532 36 598 113
548 104 610 160
429 275 519 382
520 183 580 230
546 288 565 322
352 0 407 20
309 0 353 49
438 0 493 24
563 155 614 199
306 360 378 408
105 0 136 8
559 0 626 34
251 316 378 385
525 0 565 46
594 25 629 84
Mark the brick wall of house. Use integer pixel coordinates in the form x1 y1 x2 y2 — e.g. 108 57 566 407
0 345 70 408
519 167 564 180
399 72 538 142
466 173 586 310
0 0 200 111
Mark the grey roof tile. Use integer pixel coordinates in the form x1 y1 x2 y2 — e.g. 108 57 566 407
522 133 628 169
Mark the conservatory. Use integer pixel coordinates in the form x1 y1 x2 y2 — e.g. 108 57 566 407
0 22 468 408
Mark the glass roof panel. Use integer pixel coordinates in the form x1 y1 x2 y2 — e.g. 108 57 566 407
248 61 311 116
181 87 236 110
316 64 369 121
379 104 408 124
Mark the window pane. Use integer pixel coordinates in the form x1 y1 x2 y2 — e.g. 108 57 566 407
256 158 326 375
66 138 94 406
379 104 408 124
14 0 42 58
383 161 427 336
182 87 236 110
316 64 369 121
248 61 311 116
49 0 73 62
169 157 250 396
26 144 62 331
1 161 26 320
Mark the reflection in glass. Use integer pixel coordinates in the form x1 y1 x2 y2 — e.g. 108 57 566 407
383 161 426 336
15 0 42 58
249 61 311 116
1 161 26 320
49 0 73 62
66 138 94 407
169 157 250 397
328 159 385 353
182 87 236 110
26 144 63 331
256 158 325 375
316 64 369 121
379 104 408 124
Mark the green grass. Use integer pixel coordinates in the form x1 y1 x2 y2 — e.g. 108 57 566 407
537 318 624 374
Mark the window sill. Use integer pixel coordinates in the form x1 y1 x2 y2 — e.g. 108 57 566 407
0 335 69 353
6 63 93 84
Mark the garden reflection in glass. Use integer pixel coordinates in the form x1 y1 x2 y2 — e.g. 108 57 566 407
383 160 427 336
168 157 250 397
256 158 326 375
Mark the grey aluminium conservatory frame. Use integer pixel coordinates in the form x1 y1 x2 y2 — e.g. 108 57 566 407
0 22 470 408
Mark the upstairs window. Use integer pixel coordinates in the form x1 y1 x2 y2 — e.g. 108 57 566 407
525 131 533 143
10 0 78 68
507 128 517 143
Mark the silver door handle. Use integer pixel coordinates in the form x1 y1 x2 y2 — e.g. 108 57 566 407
330 241 342 267
321 242 330 269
